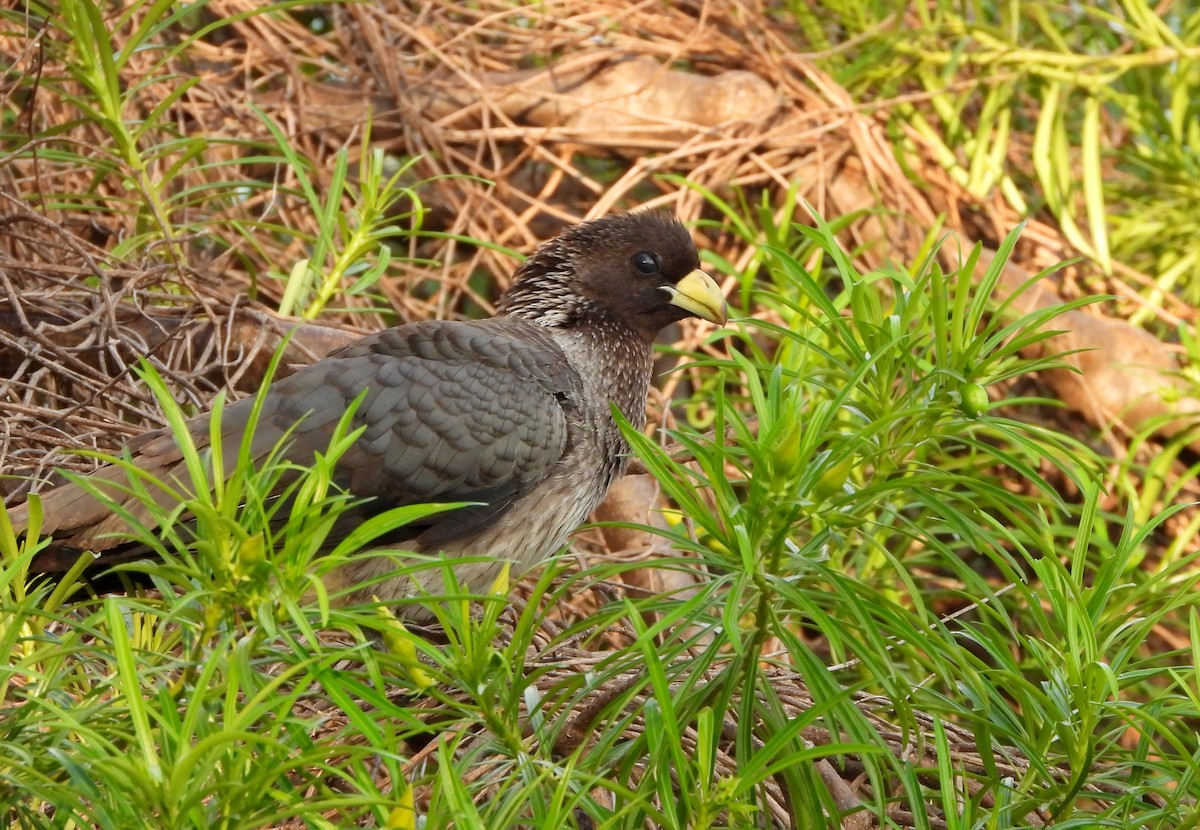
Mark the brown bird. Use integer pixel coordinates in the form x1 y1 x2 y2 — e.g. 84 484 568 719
7 212 726 617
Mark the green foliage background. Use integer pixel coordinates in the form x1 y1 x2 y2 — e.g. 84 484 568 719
1 1 1199 828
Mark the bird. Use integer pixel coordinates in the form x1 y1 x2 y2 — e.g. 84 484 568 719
6 212 726 618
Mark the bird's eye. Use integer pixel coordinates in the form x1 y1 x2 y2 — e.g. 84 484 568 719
631 251 660 276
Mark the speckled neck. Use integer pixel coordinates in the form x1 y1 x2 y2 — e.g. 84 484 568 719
553 311 654 430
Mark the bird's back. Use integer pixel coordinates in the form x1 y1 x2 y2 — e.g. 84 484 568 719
11 318 598 578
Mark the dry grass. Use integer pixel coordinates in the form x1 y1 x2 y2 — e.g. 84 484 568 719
2 0 1170 468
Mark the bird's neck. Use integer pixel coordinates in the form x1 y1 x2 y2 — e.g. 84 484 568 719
497 262 578 326
500 275 656 423
553 312 654 428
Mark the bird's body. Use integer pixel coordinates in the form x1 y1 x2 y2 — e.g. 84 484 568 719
7 212 726 617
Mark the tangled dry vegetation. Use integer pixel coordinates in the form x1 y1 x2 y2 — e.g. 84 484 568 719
2 1 1196 826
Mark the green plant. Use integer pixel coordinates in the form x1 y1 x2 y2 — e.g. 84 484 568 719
0 351 453 828
3 0 427 317
809 0 1200 320
601 215 1200 825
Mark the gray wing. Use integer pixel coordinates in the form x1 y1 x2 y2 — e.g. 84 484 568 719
18 318 581 561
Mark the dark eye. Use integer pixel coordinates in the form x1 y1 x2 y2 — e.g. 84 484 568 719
631 251 660 276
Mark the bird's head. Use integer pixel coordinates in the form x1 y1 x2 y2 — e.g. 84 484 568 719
498 213 727 341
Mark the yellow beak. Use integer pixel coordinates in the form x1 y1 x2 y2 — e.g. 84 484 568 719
666 269 727 325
